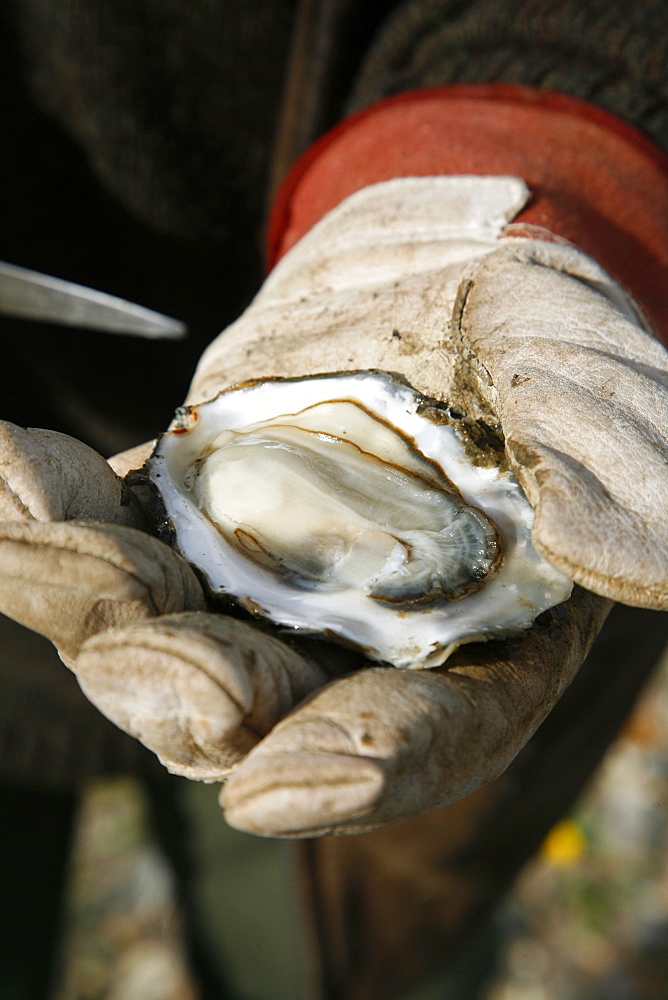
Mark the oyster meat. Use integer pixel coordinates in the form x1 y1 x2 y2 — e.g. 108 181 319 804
147 372 572 668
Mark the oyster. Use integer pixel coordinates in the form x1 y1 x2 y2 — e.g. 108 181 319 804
147 371 572 668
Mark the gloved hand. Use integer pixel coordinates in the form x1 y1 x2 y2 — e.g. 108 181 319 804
1 176 666 836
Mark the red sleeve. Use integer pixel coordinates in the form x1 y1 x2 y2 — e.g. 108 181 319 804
267 84 668 344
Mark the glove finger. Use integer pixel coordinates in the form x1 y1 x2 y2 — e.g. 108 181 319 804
0 421 147 527
458 241 668 608
0 520 204 665
75 611 329 779
220 587 610 837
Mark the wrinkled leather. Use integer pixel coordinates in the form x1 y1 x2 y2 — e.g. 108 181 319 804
0 177 665 837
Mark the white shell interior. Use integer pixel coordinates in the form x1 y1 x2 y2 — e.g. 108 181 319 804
147 373 573 668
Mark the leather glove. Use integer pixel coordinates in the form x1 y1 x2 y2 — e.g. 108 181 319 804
1 175 666 836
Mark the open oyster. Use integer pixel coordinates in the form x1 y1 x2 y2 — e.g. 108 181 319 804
147 371 572 669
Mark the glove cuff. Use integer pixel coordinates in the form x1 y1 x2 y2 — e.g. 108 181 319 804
267 84 668 343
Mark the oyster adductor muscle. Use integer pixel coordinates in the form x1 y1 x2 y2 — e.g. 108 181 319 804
146 371 572 668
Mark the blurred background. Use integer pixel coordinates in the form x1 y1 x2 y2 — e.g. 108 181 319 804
49 642 668 1000
1 3 667 999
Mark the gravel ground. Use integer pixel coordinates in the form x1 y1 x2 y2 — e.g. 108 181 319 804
51 779 198 1000
487 644 668 1000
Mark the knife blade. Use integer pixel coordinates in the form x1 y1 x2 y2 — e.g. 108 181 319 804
0 260 187 338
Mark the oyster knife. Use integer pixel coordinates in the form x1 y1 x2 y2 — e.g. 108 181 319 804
0 260 186 338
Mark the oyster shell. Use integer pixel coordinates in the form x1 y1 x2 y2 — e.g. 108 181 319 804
147 371 572 668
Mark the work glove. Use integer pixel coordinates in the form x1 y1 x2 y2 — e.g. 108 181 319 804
1 176 666 836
